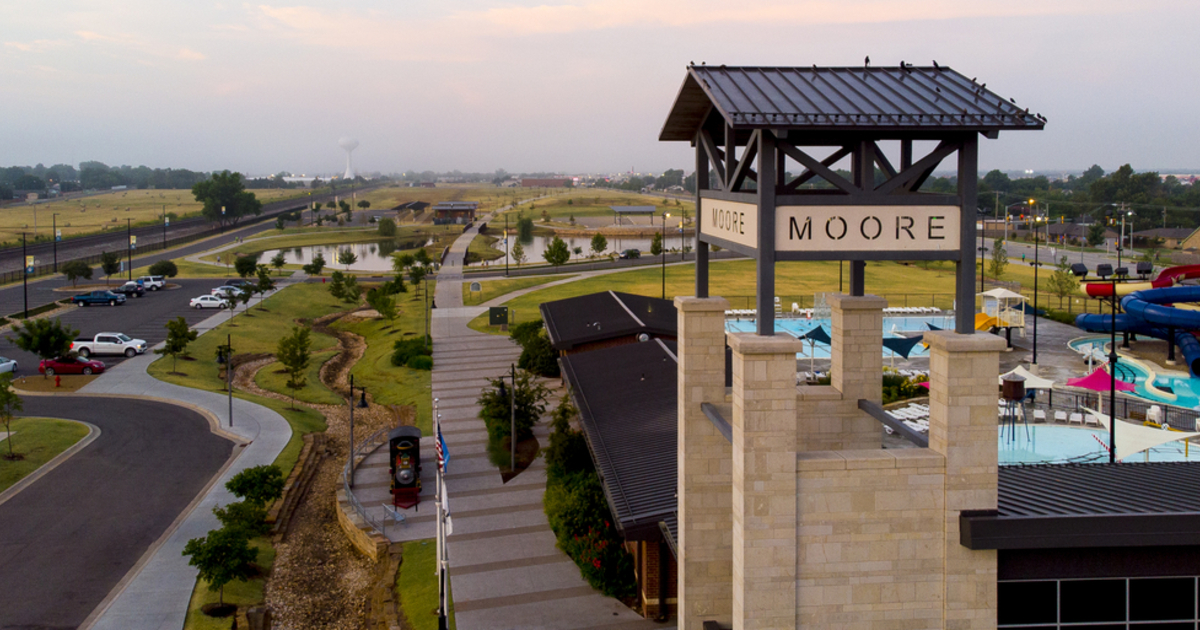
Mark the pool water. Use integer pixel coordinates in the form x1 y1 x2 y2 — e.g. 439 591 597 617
726 316 952 359
1069 336 1200 409
998 424 1200 465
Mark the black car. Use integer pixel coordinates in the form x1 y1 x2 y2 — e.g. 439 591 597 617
117 281 146 298
619 249 641 259
225 278 252 288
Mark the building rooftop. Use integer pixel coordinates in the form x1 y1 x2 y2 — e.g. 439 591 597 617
660 64 1046 142
609 205 658 214
1133 228 1196 240
540 291 676 352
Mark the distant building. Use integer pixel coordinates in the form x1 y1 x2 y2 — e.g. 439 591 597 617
1134 228 1196 249
521 178 571 188
432 201 478 225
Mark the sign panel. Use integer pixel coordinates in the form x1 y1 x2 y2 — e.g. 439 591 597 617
699 199 758 250
24 255 33 273
55 229 61 241
130 235 137 249
776 206 960 252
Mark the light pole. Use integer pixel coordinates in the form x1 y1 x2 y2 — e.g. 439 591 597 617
21 233 28 319
1031 202 1042 367
347 374 369 487
661 212 670 299
52 213 59 272
162 204 168 250
226 334 234 427
1108 273 1118 464
126 218 133 282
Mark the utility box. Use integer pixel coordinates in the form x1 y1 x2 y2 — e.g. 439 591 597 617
489 306 509 327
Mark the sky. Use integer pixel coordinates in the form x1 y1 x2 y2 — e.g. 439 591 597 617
3 0 1199 177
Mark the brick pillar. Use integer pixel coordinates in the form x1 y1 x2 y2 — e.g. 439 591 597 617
825 293 886 448
728 332 803 630
676 296 732 629
926 331 1005 629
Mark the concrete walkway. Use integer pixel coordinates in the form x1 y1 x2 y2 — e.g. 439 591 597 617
431 210 667 629
77 286 295 630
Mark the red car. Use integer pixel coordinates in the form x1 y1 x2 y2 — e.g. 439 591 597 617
39 356 106 376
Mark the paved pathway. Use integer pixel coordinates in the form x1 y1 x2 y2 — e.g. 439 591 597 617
429 208 666 630
76 286 295 630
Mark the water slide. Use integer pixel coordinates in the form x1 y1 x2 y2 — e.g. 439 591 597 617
1075 286 1200 377
1083 264 1200 298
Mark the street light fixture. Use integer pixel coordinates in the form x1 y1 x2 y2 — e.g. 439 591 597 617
661 212 670 299
52 213 59 273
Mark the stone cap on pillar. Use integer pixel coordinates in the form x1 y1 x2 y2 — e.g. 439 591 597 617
675 296 731 312
924 330 1007 354
826 293 888 311
727 332 804 355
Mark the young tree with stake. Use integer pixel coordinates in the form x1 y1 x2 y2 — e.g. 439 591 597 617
156 316 198 374
0 374 23 460
276 326 311 409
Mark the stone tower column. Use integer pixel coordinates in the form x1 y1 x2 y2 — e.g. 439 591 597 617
728 332 803 630
925 331 1005 630
675 296 732 629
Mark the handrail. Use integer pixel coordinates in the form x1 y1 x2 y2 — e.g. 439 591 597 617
342 427 391 535
858 399 929 448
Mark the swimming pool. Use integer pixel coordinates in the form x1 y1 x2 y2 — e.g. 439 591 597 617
726 315 953 359
998 424 1200 465
1069 336 1200 409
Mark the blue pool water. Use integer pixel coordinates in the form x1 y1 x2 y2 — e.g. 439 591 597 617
998 424 1200 465
1069 336 1200 409
726 316 953 359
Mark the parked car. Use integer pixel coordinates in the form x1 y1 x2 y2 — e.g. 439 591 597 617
190 295 230 309
71 290 126 307
619 249 641 259
136 275 166 291
0 356 18 374
39 356 105 376
71 333 148 358
117 281 146 298
224 278 252 288
211 285 246 298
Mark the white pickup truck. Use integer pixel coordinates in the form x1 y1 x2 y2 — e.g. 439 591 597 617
71 333 148 358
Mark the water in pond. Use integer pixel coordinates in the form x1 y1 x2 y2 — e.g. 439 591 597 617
259 240 425 272
475 234 691 267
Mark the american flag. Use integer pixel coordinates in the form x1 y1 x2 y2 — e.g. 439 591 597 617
436 423 449 473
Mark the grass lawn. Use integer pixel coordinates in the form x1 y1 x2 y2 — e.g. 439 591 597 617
396 538 456 630
12 374 98 393
356 186 532 219
467 233 505 263
255 351 341 406
182 537 276 630
466 258 1092 333
461 274 572 306
335 282 436 435
494 189 690 222
10 188 306 246
0 417 90 492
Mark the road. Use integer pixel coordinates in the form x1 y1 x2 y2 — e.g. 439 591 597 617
0 396 233 629
0 278 232 373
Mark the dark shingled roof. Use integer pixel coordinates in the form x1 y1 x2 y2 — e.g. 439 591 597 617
561 338 678 541
1133 228 1196 240
660 65 1045 142
540 291 676 351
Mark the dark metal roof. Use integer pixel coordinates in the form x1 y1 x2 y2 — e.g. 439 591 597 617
561 339 678 541
609 205 657 214
540 291 676 351
660 65 1046 142
999 463 1200 517
432 201 478 210
1133 228 1196 240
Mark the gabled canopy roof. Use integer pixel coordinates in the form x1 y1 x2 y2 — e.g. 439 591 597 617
660 65 1046 142
980 288 1026 301
999 365 1055 390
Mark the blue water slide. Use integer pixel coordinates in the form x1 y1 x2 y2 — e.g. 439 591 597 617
1075 286 1200 377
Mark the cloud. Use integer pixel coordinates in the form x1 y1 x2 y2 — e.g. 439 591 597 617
4 39 65 53
178 48 206 60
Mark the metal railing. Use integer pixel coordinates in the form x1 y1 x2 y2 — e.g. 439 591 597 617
342 427 390 535
1027 389 1200 432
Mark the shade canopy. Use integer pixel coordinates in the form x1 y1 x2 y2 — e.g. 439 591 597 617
1083 407 1200 461
1067 368 1136 393
999 366 1055 390
883 335 925 359
980 288 1026 301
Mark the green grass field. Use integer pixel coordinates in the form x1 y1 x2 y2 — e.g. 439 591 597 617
254 351 341 406
494 189 690 222
0 417 90 492
467 233 505 263
182 537 276 630
396 539 456 630
11 188 306 246
462 274 573 306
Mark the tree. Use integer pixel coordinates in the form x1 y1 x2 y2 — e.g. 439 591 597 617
227 464 285 506
543 236 570 269
589 233 608 258
338 200 351 215
357 200 370 212
392 252 415 277
341 274 362 304
213 501 270 538
366 288 398 327
274 217 286 230
149 259 178 278
476 369 551 467
516 215 534 241
325 201 337 210
255 265 275 309
155 316 198 374
302 252 325 276
378 218 396 236
233 255 258 278
511 241 526 267
0 374 23 460
61 260 92 287
270 252 286 275
1087 223 1107 248
571 246 583 259
9 318 78 378
1047 256 1081 310
337 248 358 270
99 251 120 284
192 171 262 228
276 326 311 409
989 240 1008 281
649 231 664 256
182 528 258 606
328 271 347 300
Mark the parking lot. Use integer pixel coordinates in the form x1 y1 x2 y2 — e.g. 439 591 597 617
0 279 233 374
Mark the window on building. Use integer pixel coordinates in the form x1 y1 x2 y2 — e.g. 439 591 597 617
1000 577 1198 629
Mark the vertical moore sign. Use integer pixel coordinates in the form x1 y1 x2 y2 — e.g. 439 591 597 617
700 199 960 255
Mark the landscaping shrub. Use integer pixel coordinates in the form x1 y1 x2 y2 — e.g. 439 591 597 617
477 370 549 467
148 259 178 278
390 336 431 367
406 355 433 370
510 320 560 378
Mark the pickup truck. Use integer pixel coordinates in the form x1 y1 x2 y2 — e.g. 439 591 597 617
71 333 148 358
71 290 126 307
135 275 166 291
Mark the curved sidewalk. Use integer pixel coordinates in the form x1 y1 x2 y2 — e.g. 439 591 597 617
77 293 294 630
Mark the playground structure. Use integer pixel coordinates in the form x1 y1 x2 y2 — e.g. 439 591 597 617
977 287 1027 347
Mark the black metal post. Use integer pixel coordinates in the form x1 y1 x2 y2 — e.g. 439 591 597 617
1109 278 1117 464
1033 218 1040 365
52 214 58 272
348 374 355 488
162 205 167 249
127 218 133 281
22 233 28 319
660 212 666 300
227 333 234 428
756 131 777 335
694 133 709 298
510 363 516 473
956 136 980 334
505 213 510 277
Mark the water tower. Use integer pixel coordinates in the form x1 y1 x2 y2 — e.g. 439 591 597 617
338 137 359 179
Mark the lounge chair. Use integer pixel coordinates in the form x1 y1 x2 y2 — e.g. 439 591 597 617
1069 413 1084 425
1084 413 1101 427
1033 410 1047 423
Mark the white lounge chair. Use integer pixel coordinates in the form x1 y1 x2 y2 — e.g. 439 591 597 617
1069 413 1084 425
1084 413 1101 427
1054 411 1068 424
1033 410 1047 423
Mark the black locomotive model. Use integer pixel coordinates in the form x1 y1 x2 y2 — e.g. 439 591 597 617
388 426 422 508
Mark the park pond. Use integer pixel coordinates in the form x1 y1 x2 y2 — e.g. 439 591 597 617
476 234 691 267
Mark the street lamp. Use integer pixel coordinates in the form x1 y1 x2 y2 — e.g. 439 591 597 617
52 213 59 272
347 374 369 488
1030 202 1043 367
661 212 670 299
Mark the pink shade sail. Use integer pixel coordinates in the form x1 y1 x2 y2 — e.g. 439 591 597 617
1067 368 1136 393
918 381 930 389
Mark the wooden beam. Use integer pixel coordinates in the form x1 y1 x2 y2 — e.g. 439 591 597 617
781 146 851 193
873 140 958 195
728 130 760 192
872 141 898 178
699 129 727 190
778 143 861 195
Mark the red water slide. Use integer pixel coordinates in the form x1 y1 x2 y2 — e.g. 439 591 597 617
1083 264 1200 298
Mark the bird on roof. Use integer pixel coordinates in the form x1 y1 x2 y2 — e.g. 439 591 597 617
865 55 870 67
933 60 940 69
971 77 977 83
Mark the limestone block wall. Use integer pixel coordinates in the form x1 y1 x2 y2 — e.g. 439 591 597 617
795 449 947 629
